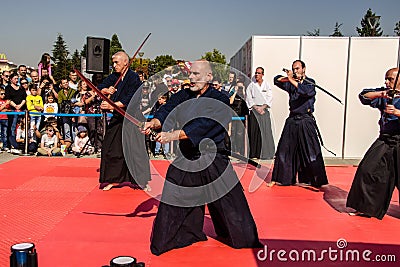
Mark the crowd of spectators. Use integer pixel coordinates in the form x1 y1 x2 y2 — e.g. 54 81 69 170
0 55 103 156
0 58 270 160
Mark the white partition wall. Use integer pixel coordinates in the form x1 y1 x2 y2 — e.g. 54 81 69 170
251 36 300 144
345 37 399 158
230 36 400 158
301 37 349 157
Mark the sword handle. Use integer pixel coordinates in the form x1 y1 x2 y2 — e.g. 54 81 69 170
137 121 158 141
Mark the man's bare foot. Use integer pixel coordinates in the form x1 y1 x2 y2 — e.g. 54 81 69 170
143 184 151 192
267 181 276 187
102 184 115 191
348 211 371 218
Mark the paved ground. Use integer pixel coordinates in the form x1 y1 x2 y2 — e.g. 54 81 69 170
0 151 361 166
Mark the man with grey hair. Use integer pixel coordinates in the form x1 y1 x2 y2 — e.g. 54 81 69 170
144 59 261 255
98 51 150 191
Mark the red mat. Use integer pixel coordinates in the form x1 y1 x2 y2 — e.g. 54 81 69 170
0 158 399 266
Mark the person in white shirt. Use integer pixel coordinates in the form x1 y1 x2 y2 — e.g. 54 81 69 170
245 67 275 159
68 70 79 90
37 125 61 156
43 93 58 121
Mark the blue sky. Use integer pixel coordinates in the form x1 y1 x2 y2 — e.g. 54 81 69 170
1 0 399 68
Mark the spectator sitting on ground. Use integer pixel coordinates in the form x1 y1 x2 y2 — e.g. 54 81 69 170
38 117 63 148
71 125 93 156
37 124 61 156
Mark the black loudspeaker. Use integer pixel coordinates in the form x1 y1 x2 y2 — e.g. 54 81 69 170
86 37 110 74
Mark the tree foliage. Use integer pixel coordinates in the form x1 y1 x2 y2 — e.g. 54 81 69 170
330 22 344 37
201 49 229 83
395 21 400 36
51 33 70 81
70 49 81 72
80 44 87 58
307 28 320 36
152 55 176 73
109 34 124 66
356 8 383 36
201 48 226 64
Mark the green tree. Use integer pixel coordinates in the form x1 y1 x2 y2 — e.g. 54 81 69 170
201 48 226 64
356 8 383 36
109 34 124 66
307 28 320 36
153 55 176 73
330 22 344 37
70 49 81 72
80 44 87 58
52 33 70 82
201 49 228 83
394 21 400 36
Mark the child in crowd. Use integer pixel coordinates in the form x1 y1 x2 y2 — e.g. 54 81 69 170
72 125 93 155
15 118 39 154
39 117 63 148
0 88 10 151
38 53 52 79
26 84 44 137
43 93 58 121
37 124 61 156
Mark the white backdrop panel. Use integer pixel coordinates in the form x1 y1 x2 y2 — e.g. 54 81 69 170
301 37 349 157
345 37 399 158
252 36 300 145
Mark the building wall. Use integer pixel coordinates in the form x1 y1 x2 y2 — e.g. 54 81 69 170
230 36 400 159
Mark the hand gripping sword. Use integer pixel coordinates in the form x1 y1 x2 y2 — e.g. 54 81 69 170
282 68 343 105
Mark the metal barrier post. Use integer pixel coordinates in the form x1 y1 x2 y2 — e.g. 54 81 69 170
21 110 30 156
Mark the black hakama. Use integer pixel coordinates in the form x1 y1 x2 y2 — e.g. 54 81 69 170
248 109 275 159
100 115 132 185
100 113 150 188
272 114 328 187
98 69 150 189
346 134 400 219
150 153 261 255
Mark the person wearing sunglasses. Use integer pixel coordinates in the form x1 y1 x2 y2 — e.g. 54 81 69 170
1 70 10 89
37 125 61 156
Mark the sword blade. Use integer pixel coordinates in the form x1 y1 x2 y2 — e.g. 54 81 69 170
74 69 143 127
113 33 152 88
